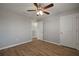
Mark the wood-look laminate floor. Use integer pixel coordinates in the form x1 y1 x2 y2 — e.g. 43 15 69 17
0 40 79 56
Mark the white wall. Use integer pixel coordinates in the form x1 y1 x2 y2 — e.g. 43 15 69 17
43 15 60 43
0 9 32 49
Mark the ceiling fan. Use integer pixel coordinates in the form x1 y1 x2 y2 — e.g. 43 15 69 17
27 3 54 16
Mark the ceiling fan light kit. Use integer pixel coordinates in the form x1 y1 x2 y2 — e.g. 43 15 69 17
37 10 43 15
27 3 54 16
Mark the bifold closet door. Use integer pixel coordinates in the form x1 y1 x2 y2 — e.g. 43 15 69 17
60 15 77 48
76 14 79 50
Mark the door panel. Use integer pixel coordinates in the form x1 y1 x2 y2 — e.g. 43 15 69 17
76 14 79 50
37 21 43 40
60 15 76 48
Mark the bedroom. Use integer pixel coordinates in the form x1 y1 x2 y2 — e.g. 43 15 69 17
0 3 79 56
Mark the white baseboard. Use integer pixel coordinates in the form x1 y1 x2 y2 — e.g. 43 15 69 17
0 40 32 50
42 40 60 45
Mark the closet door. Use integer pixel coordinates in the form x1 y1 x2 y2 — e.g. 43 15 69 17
72 14 77 48
76 13 79 50
60 15 76 48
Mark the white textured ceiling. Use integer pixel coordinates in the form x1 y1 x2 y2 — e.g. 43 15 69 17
0 3 79 19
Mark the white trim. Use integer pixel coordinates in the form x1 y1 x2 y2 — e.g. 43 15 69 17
0 40 32 50
42 40 61 45
42 40 79 50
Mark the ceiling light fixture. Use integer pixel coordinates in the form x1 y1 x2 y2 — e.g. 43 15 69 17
37 10 43 16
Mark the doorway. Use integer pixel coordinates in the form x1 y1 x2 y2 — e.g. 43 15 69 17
32 20 43 41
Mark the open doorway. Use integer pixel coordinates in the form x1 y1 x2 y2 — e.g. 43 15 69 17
32 20 43 41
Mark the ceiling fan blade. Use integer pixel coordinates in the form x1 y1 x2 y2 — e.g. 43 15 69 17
34 3 38 8
43 11 50 15
27 10 36 11
43 3 54 9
